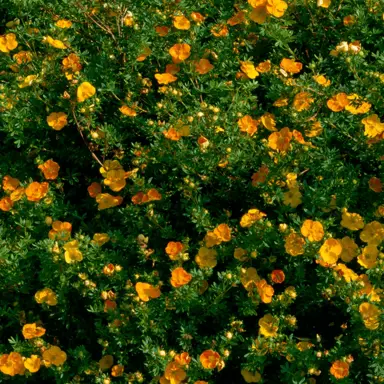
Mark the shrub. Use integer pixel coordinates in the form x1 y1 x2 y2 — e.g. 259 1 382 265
1 0 384 383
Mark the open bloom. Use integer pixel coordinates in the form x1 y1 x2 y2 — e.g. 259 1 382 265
0 352 24 376
200 350 220 369
170 267 192 287
42 346 67 366
38 159 60 180
47 112 68 131
330 360 349 379
25 182 49 202
77 82 96 102
135 282 161 301
22 323 46 339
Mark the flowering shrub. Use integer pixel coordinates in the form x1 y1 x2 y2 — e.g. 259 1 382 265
1 0 384 382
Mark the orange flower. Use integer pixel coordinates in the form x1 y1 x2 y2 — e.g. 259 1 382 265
252 165 269 186
77 82 96 102
0 352 24 376
135 282 161 301
155 73 178 84
48 221 72 241
92 233 110 246
194 59 214 74
103 263 115 276
24 355 41 373
319 238 342 265
169 43 191 64
62 53 82 72
330 360 349 379
22 323 46 339
88 182 102 198
104 299 117 312
166 64 181 74
280 58 302 74
285 233 305 256
256 60 271 73
120 105 137 116
191 12 205 23
266 0 288 18
0 33 18 53
256 279 274 303
327 93 349 112
301 219 324 242
271 269 285 283
42 346 67 366
2 175 20 192
165 361 187 383
38 159 60 180
95 193 123 210
200 350 220 369
227 11 246 26
10 187 24 202
173 15 190 30
47 112 67 131
175 352 191 366
293 92 314 112
155 26 170 36
0 197 13 211
369 177 382 192
211 24 229 37
25 181 49 202
234 248 248 261
238 115 258 136
241 267 260 291
171 267 192 287
166 241 184 260
313 74 331 87
268 127 292 152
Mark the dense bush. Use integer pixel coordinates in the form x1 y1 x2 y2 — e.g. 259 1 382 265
1 0 384 382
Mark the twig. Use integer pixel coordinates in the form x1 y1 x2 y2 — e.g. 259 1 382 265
71 107 104 167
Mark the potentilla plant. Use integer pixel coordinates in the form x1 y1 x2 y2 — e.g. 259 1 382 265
1 0 384 383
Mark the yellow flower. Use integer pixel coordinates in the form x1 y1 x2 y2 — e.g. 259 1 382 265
173 15 190 30
333 263 358 283
359 302 380 330
266 0 288 18
35 288 57 306
45 36 67 49
194 59 214 75
240 208 266 228
18 74 37 88
240 61 259 79
56 19 72 28
63 240 83 264
77 82 96 102
319 238 342 265
22 323 46 339
301 219 324 242
313 75 331 87
0 352 24 376
345 94 371 115
42 346 67 366
241 369 262 383
340 236 359 262
92 233 110 246
340 210 364 231
357 245 378 269
195 247 218 268
169 43 191 64
259 314 278 337
155 73 178 84
317 0 331 8
24 355 41 373
285 233 305 256
261 113 277 131
360 221 384 245
283 187 302 208
0 33 18 53
361 114 384 138
99 355 114 370
96 193 123 210
249 6 268 24
241 267 260 291
47 112 68 131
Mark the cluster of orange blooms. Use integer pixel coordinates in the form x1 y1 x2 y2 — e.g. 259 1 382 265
0 324 66 377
